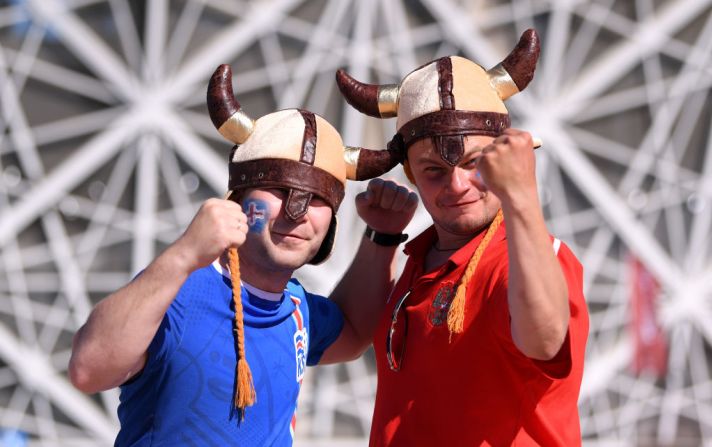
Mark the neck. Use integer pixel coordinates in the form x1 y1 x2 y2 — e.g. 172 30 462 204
220 251 292 293
423 248 454 273
424 221 491 273
432 222 488 251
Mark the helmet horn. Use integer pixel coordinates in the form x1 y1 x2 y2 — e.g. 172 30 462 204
343 146 403 180
207 64 255 144
487 29 540 100
335 69 399 118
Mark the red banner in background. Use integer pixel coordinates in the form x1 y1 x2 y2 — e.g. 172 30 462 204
629 256 668 378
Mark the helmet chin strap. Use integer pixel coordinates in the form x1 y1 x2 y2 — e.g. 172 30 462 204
309 213 337 265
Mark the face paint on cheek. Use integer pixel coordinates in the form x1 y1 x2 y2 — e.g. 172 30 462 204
242 199 270 233
473 170 487 191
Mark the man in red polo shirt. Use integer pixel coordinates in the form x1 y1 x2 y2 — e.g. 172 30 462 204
336 29 589 446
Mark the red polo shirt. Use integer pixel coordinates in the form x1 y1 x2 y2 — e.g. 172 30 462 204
370 222 589 447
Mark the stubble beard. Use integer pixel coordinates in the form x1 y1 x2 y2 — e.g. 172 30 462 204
431 196 499 237
241 232 317 276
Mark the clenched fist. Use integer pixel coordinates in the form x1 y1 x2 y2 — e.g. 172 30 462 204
172 198 248 272
356 178 418 235
476 128 538 207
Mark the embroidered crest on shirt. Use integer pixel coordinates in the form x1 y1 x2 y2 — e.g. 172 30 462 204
294 329 308 382
429 282 455 326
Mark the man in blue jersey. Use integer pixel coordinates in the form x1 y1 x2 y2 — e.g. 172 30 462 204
68 65 415 446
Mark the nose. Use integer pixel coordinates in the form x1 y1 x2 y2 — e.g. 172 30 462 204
281 208 308 224
447 167 474 194
292 211 308 224
280 190 313 223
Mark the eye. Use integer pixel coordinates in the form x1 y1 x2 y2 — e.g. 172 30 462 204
267 188 287 198
424 165 444 174
311 196 328 207
462 158 479 168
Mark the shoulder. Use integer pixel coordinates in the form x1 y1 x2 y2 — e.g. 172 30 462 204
287 278 328 302
185 264 222 281
551 237 584 280
287 277 305 291
173 265 226 304
550 237 588 326
184 265 224 288
288 279 342 323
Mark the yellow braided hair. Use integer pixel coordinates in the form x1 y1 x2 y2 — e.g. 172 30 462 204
446 209 504 339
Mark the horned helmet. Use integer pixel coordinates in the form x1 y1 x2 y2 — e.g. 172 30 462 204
335 29 541 174
208 64 402 264
206 64 398 417
335 30 541 338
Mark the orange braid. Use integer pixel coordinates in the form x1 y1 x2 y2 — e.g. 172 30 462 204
446 209 504 339
228 247 256 419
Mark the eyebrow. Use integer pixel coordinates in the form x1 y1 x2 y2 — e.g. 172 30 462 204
414 150 481 167
414 154 443 165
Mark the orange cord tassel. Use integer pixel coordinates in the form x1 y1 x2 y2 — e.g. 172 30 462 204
228 247 256 419
447 209 504 339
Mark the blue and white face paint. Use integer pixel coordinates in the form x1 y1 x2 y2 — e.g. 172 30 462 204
472 167 487 191
243 199 269 233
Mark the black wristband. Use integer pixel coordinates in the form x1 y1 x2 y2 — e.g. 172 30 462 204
364 226 409 246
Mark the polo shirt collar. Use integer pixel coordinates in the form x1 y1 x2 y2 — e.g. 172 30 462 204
404 219 507 270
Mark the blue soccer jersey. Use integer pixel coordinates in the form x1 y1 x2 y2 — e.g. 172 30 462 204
115 265 344 446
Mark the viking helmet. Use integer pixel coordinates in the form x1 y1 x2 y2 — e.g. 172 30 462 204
335 29 541 168
334 30 541 339
208 64 401 264
207 64 404 418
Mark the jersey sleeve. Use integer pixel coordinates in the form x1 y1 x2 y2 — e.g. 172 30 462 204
489 238 587 380
304 291 345 366
145 296 186 374
133 281 188 385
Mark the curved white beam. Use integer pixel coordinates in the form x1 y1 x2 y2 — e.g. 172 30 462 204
27 0 140 101
0 323 116 442
557 0 712 116
154 109 227 194
164 0 303 105
537 120 683 289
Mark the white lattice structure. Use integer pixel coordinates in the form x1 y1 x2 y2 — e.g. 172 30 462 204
0 0 711 445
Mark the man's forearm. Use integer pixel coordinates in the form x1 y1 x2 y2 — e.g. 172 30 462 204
69 244 193 393
502 200 570 360
326 235 399 360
